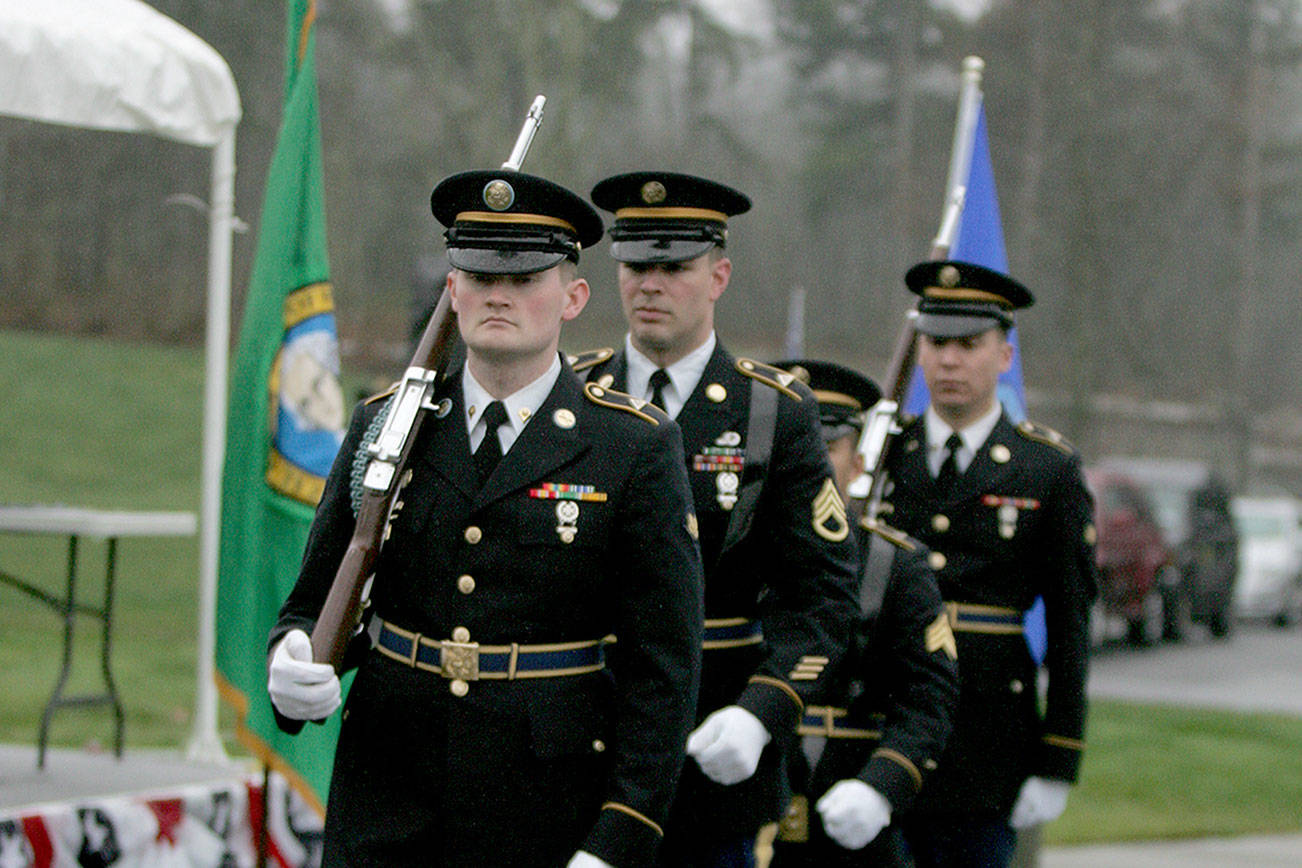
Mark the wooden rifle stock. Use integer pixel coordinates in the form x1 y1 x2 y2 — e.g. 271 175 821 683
310 290 459 671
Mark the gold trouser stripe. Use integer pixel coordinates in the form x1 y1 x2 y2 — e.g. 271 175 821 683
873 747 923 790
602 802 663 837
749 675 803 711
1043 733 1085 751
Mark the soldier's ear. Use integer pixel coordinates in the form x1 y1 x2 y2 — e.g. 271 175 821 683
709 255 731 301
561 277 590 322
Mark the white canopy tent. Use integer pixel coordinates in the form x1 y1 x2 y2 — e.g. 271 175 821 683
0 0 241 760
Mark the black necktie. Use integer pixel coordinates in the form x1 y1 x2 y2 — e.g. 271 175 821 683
936 432 963 496
473 401 509 484
648 368 671 412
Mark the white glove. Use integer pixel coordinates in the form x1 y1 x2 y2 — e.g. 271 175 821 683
1009 776 1071 829
267 629 342 721
566 851 615 868
686 705 771 786
816 779 891 850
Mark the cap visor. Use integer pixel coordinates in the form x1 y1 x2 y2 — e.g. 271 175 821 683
608 238 716 264
447 247 567 275
914 312 1006 338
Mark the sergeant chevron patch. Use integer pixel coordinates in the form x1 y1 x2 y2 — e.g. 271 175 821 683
925 612 958 660
811 478 849 542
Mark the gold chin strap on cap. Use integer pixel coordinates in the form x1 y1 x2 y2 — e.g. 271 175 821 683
922 287 1014 307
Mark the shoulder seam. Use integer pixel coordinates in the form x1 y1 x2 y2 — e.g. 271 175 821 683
567 347 615 372
1016 420 1076 455
583 382 663 425
734 358 803 401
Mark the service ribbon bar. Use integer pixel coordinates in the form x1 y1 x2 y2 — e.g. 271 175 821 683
981 494 1041 510
529 483 608 502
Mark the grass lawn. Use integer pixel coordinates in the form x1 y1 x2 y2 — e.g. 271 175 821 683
2 327 1301 843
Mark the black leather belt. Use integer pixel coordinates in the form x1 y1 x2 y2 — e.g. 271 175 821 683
376 621 606 680
703 617 763 650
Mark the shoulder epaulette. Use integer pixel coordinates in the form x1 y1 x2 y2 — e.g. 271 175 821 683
735 358 803 401
1016 420 1076 455
363 381 400 405
583 383 664 425
859 517 918 551
568 347 615 373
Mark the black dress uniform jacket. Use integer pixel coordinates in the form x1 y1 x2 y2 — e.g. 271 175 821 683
271 361 704 868
772 522 959 867
881 412 1097 817
580 343 859 847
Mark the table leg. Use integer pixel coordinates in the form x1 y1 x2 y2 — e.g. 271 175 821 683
102 537 125 758
38 534 79 769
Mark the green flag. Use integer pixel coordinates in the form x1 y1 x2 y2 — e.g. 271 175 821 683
215 0 346 814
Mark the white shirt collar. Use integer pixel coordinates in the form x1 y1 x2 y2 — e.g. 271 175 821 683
462 354 562 453
925 400 1003 475
624 331 716 420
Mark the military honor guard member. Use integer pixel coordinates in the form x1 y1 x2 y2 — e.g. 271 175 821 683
880 261 1098 866
574 171 860 867
267 169 705 868
766 360 960 868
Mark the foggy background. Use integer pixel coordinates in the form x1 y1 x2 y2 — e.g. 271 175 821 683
3 0 1301 492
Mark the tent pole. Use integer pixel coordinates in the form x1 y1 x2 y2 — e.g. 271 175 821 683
187 128 235 763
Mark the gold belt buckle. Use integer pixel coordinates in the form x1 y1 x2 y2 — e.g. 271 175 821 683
440 640 480 681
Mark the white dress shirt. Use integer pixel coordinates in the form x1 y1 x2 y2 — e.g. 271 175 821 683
925 400 1003 477
623 331 716 420
462 355 562 455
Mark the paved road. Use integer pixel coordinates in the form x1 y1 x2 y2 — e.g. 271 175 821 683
1040 621 1302 866
1086 621 1302 715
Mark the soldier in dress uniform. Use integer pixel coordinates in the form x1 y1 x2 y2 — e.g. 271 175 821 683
879 261 1098 866
574 171 860 867
266 169 705 868
766 360 960 868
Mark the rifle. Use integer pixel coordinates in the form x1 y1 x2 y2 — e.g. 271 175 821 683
309 95 548 671
851 58 985 518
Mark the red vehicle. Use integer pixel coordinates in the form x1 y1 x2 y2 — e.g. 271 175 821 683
1085 468 1180 646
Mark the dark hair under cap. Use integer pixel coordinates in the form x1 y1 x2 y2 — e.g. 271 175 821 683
590 171 751 264
431 170 604 275
905 260 1034 338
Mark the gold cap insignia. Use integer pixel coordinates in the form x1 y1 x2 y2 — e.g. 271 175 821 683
482 179 515 211
788 365 810 384
811 478 849 542
640 180 667 204
938 264 961 287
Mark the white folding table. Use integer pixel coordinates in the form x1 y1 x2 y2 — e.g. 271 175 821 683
0 506 196 768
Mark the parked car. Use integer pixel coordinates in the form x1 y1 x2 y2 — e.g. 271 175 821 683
1093 457 1239 639
1084 468 1179 646
1232 495 1302 627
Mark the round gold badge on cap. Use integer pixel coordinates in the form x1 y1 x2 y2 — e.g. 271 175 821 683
939 264 960 287
991 443 1011 464
553 408 576 429
482 179 515 211
706 383 727 403
641 180 667 204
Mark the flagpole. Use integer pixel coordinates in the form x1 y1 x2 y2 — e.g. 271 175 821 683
931 56 985 259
